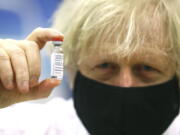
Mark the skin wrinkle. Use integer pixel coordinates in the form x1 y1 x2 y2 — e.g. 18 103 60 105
78 44 176 86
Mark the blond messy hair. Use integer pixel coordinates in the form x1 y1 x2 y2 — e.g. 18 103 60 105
52 0 180 85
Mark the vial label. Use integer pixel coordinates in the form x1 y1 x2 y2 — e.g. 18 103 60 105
51 52 64 80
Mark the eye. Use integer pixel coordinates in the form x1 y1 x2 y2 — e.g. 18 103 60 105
94 62 118 74
96 62 118 71
97 63 112 69
133 64 161 82
135 65 156 72
93 62 117 80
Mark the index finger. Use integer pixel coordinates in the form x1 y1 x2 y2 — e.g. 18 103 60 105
26 28 64 49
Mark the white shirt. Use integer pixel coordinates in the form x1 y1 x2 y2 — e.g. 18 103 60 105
0 98 88 135
0 97 179 135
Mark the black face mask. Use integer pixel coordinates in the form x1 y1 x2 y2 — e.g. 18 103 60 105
73 72 180 135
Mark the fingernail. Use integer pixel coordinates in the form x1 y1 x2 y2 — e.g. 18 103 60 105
4 78 14 89
6 82 14 90
20 81 29 93
30 77 38 87
50 78 61 85
51 30 63 37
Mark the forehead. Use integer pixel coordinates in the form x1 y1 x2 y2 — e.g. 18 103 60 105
80 42 175 74
86 42 169 63
80 25 172 69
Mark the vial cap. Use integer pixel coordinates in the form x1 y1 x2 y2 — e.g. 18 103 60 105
52 37 64 42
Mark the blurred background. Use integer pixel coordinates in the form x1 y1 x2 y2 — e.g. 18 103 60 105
0 0 72 102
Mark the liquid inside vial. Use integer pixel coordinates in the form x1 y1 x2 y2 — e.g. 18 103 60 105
51 38 64 80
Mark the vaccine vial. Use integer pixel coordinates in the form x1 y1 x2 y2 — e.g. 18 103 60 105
51 37 64 80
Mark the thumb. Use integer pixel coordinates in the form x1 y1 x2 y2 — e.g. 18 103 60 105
31 78 61 99
26 27 64 49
